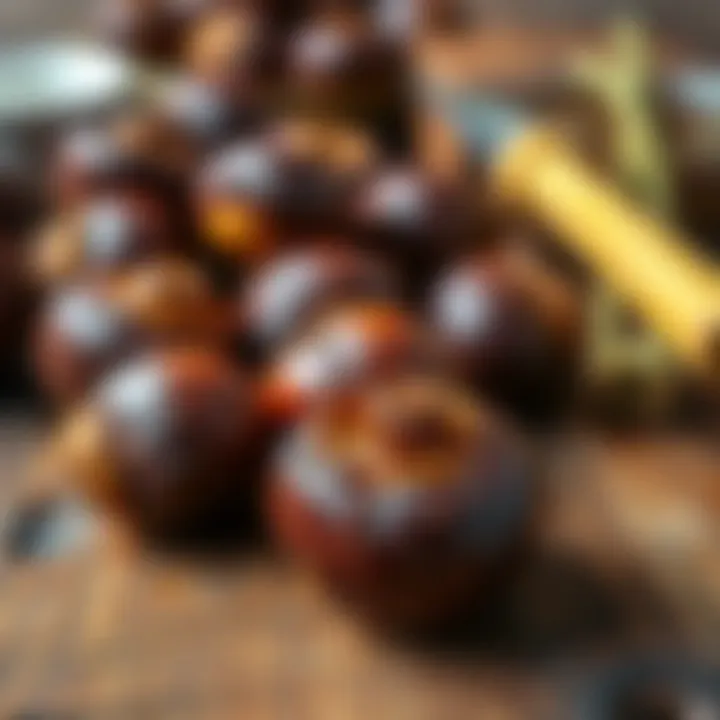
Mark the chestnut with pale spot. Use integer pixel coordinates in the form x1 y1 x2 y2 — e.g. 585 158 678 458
196 121 378 261
52 116 195 227
185 6 279 100
33 260 226 406
429 245 582 422
95 0 207 64
261 303 435 427
240 244 394 357
285 13 404 130
53 347 256 540
159 77 258 151
351 165 473 296
32 196 177 288
267 376 534 629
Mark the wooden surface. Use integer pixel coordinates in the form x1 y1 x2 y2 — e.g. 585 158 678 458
0 418 717 718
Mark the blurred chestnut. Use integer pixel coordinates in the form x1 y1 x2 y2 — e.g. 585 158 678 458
53 347 255 540
240 244 394 357
429 243 582 422
158 77 259 152
262 302 435 427
267 376 534 629
351 165 474 297
196 121 377 261
185 6 279 101
34 259 226 406
285 13 406 146
32 196 177 288
52 112 196 230
96 0 207 64
0 139 42 235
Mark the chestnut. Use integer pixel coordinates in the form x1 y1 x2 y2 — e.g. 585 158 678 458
158 76 259 151
286 12 410 148
185 6 278 101
262 302 435 427
267 375 534 629
52 113 196 226
196 121 377 261
53 347 255 540
95 0 206 64
351 164 473 296
240 244 394 356
0 138 41 236
429 243 582 422
285 14 406 144
31 196 177 288
33 259 226 406
0 233 33 358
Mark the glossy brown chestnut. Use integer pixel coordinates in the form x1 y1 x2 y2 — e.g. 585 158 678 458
96 0 207 64
196 121 377 262
32 196 177 288
262 302 435 427
267 376 534 629
240 244 394 356
0 139 41 236
34 259 226 405
158 76 259 152
0 233 32 357
52 112 196 223
54 347 255 539
185 6 278 100
429 243 582 422
285 13 405 140
351 164 473 297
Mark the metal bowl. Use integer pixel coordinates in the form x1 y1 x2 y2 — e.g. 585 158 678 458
0 40 136 125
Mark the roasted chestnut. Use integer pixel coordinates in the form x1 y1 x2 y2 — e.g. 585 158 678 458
240 244 394 356
53 347 255 539
267 375 534 629
285 13 405 145
96 0 206 64
196 121 377 261
351 164 474 296
262 302 435 426
429 243 582 422
32 196 177 288
34 259 226 405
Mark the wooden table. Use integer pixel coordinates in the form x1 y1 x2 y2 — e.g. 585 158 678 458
1 417 717 719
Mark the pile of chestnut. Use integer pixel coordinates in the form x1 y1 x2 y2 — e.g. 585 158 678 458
12 0 585 631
